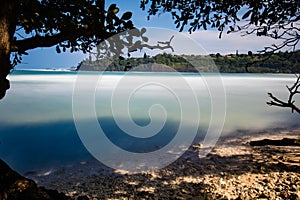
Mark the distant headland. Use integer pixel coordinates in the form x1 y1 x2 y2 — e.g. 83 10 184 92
76 51 300 73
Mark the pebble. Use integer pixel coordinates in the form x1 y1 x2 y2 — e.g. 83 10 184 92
27 128 300 200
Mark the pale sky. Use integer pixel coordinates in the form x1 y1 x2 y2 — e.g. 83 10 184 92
16 0 298 69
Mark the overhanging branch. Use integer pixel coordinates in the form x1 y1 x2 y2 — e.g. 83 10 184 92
11 29 112 53
267 74 300 114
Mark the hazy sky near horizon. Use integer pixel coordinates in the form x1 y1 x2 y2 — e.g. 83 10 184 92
16 0 298 69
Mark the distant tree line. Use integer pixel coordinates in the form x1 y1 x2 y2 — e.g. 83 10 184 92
214 51 300 73
78 50 300 73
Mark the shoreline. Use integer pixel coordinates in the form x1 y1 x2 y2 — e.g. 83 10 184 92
28 127 300 199
12 68 299 75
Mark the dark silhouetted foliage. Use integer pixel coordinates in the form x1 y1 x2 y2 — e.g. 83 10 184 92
0 0 134 99
141 0 300 53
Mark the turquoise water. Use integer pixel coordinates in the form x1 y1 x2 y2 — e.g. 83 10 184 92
0 70 299 173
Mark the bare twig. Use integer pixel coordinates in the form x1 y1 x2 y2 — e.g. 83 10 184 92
240 20 300 54
267 74 300 114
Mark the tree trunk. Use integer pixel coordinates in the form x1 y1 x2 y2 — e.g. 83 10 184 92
0 0 18 99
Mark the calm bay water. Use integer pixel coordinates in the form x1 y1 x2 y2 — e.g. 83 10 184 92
0 70 299 173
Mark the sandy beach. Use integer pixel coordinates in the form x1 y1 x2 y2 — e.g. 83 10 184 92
28 127 300 200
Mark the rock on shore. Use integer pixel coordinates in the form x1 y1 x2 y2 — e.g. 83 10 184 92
0 159 71 200
10 127 300 199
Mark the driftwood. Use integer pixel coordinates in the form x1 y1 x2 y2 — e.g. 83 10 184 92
250 138 300 146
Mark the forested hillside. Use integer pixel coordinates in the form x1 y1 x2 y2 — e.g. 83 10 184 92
78 51 300 73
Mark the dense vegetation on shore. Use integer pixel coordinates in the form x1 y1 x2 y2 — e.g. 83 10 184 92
78 50 300 73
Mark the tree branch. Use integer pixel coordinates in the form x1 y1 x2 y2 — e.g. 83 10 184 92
11 29 112 53
267 74 300 114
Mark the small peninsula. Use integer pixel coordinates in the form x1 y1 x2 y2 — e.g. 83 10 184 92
77 51 300 73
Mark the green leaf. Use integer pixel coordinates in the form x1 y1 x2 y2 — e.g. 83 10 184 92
108 4 119 14
179 25 184 32
134 40 142 48
142 36 148 42
113 8 119 14
121 12 132 20
108 4 117 11
124 21 133 29
131 29 140 37
219 31 223 39
242 10 252 19
56 46 61 53
141 28 146 35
